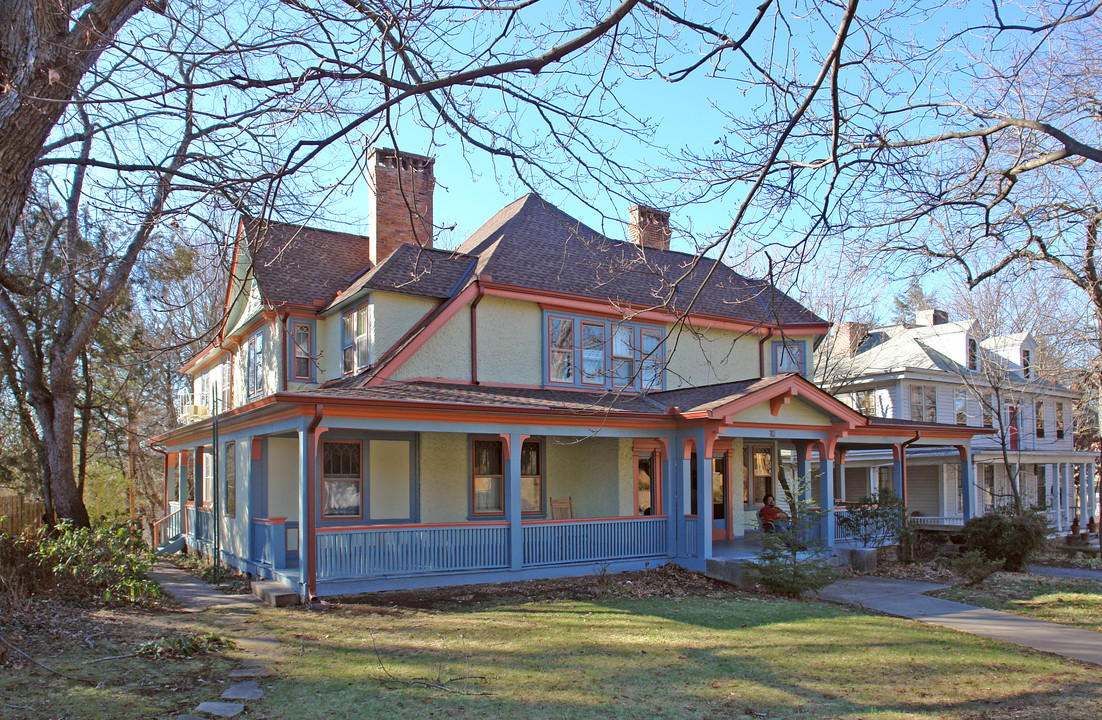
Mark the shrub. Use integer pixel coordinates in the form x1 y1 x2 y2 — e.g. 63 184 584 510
836 491 907 548
34 516 160 603
748 478 839 596
960 510 1048 572
951 549 1005 585
0 528 52 602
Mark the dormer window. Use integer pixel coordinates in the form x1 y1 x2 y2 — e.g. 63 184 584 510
545 312 664 391
342 304 369 376
967 338 977 370
1022 349 1032 378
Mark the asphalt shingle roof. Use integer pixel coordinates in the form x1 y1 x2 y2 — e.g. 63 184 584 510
242 218 372 307
327 245 477 309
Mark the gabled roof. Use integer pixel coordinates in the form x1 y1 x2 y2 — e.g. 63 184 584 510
455 194 825 327
241 217 373 308
649 374 867 425
325 245 476 311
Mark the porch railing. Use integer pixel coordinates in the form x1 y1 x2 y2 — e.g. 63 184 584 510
522 516 666 567
194 507 214 543
153 507 183 546
315 523 509 581
908 515 964 528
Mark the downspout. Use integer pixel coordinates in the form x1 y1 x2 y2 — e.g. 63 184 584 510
758 328 775 378
899 432 920 507
470 281 484 385
305 403 324 600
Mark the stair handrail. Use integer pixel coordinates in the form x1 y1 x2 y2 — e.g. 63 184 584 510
153 507 183 545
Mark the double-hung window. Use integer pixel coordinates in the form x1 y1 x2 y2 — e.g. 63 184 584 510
246 330 264 397
202 448 213 507
1056 402 1065 439
341 305 369 376
983 394 994 428
955 390 968 426
321 441 362 518
471 438 543 516
224 441 236 517
1022 349 1032 378
545 313 664 391
291 322 313 381
1035 401 1045 438
909 385 936 423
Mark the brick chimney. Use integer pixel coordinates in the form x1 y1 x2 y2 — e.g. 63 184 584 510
915 308 949 326
368 148 435 265
832 321 868 357
628 204 671 251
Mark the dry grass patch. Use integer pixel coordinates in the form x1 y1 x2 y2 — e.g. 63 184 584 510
935 573 1102 633
253 571 1102 720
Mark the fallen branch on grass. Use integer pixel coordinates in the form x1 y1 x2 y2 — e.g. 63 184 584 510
0 636 100 687
2 703 35 711
370 635 491 696
82 652 139 664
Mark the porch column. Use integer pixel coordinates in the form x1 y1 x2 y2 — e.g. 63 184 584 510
818 443 835 545
892 445 904 497
794 440 811 503
1061 463 1071 529
958 447 973 522
663 437 677 558
297 424 311 598
505 432 524 571
1087 463 1097 527
1078 464 1088 527
1054 464 1064 531
835 450 847 503
868 467 876 497
695 435 712 561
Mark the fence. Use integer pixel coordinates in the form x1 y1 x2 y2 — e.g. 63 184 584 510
0 494 45 535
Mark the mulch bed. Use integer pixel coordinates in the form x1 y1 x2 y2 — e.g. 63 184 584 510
325 563 745 614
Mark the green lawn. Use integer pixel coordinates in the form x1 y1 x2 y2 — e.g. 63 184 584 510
255 593 1102 720
936 574 1102 634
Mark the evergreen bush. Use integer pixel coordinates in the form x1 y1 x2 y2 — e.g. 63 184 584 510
747 479 839 596
960 509 1048 572
835 490 907 548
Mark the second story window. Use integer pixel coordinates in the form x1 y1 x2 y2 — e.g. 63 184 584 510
1022 349 1032 378
983 394 994 428
852 390 877 416
1056 402 1065 439
910 385 936 423
772 341 805 375
1035 401 1045 438
246 330 264 397
342 304 369 375
955 389 967 426
545 313 663 391
292 322 313 381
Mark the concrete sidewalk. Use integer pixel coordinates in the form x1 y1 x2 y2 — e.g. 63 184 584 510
815 576 1102 666
1027 564 1102 581
151 561 259 613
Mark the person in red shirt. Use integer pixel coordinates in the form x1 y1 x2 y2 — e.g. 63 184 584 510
758 494 790 533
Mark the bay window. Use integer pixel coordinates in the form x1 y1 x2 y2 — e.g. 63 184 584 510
246 330 264 397
909 385 936 423
544 312 664 391
292 321 313 381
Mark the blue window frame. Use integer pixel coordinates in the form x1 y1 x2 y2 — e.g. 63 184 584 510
771 340 806 375
543 311 665 391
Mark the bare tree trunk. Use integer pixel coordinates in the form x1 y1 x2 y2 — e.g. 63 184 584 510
77 350 92 498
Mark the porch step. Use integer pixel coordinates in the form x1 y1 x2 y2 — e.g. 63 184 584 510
155 536 186 556
251 579 300 607
705 558 759 590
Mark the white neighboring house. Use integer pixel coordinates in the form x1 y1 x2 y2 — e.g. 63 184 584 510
818 309 1097 531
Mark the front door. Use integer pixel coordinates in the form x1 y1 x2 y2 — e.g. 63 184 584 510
712 453 731 540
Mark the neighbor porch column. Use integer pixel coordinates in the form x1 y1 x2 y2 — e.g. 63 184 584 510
505 432 525 571
958 447 973 522
818 442 835 546
1053 464 1064 531
1060 463 1072 529
1087 463 1097 527
1078 464 1089 527
892 444 904 497
298 423 311 599
663 437 677 558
